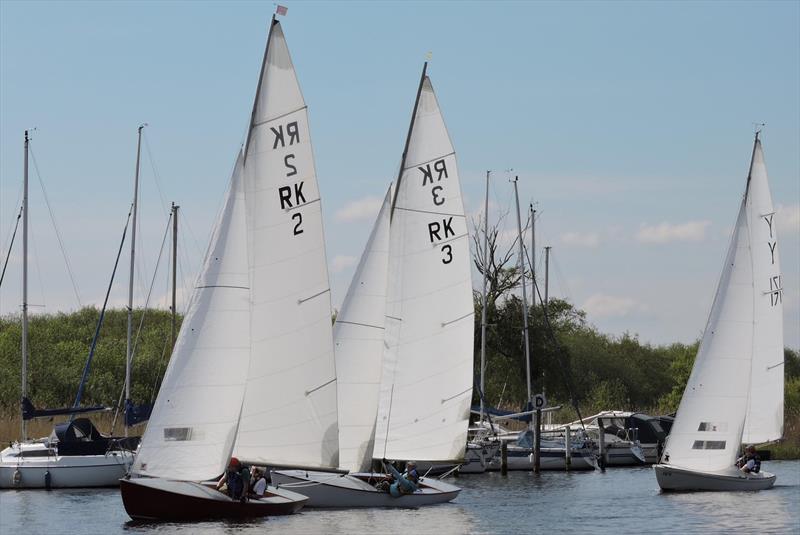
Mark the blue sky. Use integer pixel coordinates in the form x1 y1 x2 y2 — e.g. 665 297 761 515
1 1 798 348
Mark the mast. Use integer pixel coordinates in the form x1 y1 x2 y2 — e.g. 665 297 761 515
389 62 427 219
243 15 277 161
544 246 551 308
512 177 532 419
21 130 29 442
479 171 490 423
171 202 179 350
530 204 541 472
125 124 145 435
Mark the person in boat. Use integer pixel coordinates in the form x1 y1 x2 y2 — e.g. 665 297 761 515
238 463 251 501
377 459 419 497
736 445 761 474
250 468 267 498
216 457 245 500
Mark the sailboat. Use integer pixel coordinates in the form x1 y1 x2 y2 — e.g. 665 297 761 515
271 63 473 507
0 131 135 489
654 133 783 491
120 16 337 519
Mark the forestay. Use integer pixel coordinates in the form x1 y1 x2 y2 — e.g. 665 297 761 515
132 153 250 482
662 135 783 472
335 185 392 473
235 19 339 469
373 74 474 463
742 139 783 444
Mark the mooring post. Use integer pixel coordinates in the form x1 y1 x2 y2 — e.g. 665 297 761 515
533 409 541 473
565 425 572 471
501 441 508 475
597 417 606 470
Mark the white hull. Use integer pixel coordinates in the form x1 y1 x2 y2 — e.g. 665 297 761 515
654 464 776 491
487 447 598 471
459 442 501 474
270 469 461 507
0 443 133 489
601 443 648 466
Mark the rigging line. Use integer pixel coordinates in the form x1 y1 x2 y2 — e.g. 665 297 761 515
551 253 573 304
112 211 173 425
0 205 22 290
131 211 173 363
150 320 172 404
142 132 170 216
28 146 82 307
28 219 47 311
72 208 133 411
530 271 586 432
1 181 24 253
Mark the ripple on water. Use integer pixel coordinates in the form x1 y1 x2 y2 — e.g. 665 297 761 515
0 461 797 534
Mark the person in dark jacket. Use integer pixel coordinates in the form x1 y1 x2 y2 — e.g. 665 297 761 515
736 445 761 474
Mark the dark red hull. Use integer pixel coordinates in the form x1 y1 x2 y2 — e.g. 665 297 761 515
120 478 307 521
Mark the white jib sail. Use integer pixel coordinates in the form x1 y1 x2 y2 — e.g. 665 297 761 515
335 185 392 473
132 152 250 482
662 137 778 473
373 75 474 463
742 138 784 444
235 19 339 469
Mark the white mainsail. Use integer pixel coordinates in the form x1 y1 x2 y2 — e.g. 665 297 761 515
335 185 392 473
234 19 339 469
373 71 474 463
661 135 783 473
742 139 784 444
132 152 250 482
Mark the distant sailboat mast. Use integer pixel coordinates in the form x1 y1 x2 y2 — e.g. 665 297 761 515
512 177 532 426
21 130 29 442
479 171 490 424
125 124 145 437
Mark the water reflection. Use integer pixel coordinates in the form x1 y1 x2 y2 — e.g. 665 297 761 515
1 461 797 535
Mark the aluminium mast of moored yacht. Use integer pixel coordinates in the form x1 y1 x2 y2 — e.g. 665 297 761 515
124 124 145 437
21 130 29 442
479 171 490 424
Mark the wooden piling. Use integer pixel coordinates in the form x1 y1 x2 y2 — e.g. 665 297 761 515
564 425 571 471
501 441 508 475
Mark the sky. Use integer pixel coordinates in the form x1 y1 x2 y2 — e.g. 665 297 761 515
1 1 798 348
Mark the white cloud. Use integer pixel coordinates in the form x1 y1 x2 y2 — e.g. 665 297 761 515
334 196 383 222
777 203 800 235
635 220 710 244
581 293 646 319
560 231 600 248
330 255 357 273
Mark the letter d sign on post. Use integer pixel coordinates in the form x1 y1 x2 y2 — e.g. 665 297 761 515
533 394 547 410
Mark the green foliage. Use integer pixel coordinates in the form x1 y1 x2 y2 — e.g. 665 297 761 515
0 307 179 411
472 296 797 426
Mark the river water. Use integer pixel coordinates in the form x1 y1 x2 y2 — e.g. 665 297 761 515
1 461 798 534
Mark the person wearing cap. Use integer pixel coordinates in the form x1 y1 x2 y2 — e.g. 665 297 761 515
736 445 762 474
216 457 244 499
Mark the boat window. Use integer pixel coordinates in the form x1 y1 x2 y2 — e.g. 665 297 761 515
692 440 726 450
164 427 192 441
697 422 728 432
